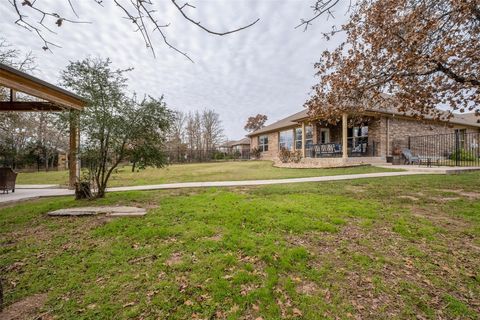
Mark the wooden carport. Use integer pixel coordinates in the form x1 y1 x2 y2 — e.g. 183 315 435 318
0 63 87 187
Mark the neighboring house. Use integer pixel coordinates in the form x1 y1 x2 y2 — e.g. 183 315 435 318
247 106 480 165
218 138 251 159
219 138 251 153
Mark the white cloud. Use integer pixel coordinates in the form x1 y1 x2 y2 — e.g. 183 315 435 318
0 0 348 139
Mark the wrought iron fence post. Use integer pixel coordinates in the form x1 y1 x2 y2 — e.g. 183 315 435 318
455 130 460 166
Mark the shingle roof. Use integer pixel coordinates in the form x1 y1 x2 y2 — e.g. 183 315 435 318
246 110 308 136
221 137 251 147
231 137 250 146
248 106 480 136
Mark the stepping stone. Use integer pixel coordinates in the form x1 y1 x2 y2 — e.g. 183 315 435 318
48 206 146 217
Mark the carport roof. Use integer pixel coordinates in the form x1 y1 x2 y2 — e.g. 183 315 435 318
0 62 86 111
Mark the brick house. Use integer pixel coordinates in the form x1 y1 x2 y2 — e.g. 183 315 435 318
247 107 480 165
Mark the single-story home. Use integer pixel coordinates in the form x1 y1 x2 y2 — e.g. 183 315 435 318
247 106 480 166
219 138 251 153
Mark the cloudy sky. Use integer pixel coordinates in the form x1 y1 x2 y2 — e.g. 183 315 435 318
1 0 348 139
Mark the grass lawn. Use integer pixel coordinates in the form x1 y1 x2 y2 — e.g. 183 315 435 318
15 161 401 187
1 173 479 319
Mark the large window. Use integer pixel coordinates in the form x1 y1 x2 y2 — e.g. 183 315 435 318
305 125 313 148
279 130 294 150
348 126 369 150
258 135 269 152
295 128 302 150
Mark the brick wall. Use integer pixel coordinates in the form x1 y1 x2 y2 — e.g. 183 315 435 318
370 116 480 157
250 131 279 160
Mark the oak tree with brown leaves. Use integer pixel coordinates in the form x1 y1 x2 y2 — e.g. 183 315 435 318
244 114 268 132
305 0 480 121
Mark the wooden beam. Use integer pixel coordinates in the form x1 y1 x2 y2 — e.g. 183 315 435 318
0 67 85 110
0 101 65 112
69 111 79 188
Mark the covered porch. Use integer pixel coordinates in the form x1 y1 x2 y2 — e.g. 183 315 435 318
297 113 380 160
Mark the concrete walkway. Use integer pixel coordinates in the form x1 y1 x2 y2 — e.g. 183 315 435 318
1 165 478 205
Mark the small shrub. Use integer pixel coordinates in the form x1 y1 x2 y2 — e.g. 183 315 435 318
278 148 291 163
291 150 302 163
250 147 261 159
233 150 241 160
450 149 477 161
214 152 225 160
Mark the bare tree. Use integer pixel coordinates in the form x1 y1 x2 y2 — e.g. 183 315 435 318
186 110 202 150
201 109 224 150
167 110 187 148
7 0 259 61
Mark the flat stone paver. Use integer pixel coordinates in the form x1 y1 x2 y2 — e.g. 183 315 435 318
48 206 146 217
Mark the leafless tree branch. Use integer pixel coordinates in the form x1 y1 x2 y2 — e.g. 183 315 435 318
296 0 349 31
7 0 260 62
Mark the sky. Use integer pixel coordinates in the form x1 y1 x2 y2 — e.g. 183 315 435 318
0 0 349 140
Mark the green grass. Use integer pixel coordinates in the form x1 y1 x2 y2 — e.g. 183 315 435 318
1 172 479 319
15 160 400 187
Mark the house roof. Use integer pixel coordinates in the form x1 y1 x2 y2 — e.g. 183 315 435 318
246 110 308 136
248 106 480 136
0 63 86 111
232 137 250 146
221 137 251 147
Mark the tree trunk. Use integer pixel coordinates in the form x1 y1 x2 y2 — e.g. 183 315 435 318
131 161 136 172
96 185 106 199
75 181 93 200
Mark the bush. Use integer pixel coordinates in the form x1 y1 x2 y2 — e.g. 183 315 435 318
214 152 225 160
250 147 261 159
449 149 477 161
278 148 291 163
290 150 302 163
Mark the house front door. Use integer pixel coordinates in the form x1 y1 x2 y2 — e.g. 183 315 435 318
320 128 330 144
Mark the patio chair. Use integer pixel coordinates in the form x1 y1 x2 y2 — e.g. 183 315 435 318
402 148 420 165
0 167 18 194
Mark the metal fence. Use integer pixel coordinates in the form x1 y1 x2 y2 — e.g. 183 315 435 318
408 131 480 167
166 149 250 163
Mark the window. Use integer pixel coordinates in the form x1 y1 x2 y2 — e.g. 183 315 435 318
258 135 268 152
305 125 313 148
279 130 294 150
349 126 369 150
295 128 302 150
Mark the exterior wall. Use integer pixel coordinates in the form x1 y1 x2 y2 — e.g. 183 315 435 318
232 144 250 152
369 116 480 158
250 131 279 160
251 115 480 160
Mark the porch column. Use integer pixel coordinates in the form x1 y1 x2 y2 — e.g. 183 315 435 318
342 113 348 159
68 111 79 188
301 122 306 158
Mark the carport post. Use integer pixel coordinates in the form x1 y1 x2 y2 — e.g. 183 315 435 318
69 111 79 188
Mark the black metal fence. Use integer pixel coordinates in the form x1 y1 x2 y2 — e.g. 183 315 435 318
408 131 480 167
166 149 250 163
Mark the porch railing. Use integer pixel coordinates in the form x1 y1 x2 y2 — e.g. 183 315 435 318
305 138 378 158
